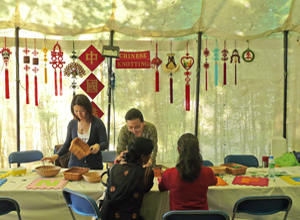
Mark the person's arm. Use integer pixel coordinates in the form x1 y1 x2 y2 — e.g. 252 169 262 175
144 167 154 193
146 123 158 166
116 125 129 155
207 167 218 186
90 118 108 154
158 169 170 192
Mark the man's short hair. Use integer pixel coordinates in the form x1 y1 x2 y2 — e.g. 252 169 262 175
125 108 144 122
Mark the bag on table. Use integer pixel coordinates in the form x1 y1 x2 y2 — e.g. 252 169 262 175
274 152 299 167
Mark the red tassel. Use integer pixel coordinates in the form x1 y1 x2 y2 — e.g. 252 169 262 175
170 76 173 103
54 69 58 96
5 68 9 99
205 70 208 91
155 69 159 92
185 83 190 111
26 73 29 104
235 64 237 85
223 62 227 85
35 75 38 106
44 67 47 84
60 69 63 96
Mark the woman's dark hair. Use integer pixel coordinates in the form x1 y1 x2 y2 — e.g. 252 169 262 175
70 94 93 122
125 108 144 122
125 137 153 164
176 133 203 182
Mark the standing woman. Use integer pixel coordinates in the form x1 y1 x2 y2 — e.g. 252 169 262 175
42 94 108 169
100 137 154 220
158 133 217 211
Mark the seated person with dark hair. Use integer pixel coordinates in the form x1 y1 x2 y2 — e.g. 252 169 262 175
117 108 158 167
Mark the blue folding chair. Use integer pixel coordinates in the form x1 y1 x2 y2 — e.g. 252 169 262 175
102 151 116 169
9 150 44 168
232 195 292 220
203 160 214 167
0 197 22 220
62 188 101 220
224 154 259 167
162 210 230 220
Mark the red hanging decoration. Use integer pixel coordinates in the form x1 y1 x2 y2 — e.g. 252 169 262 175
0 37 12 99
151 43 162 92
230 41 241 85
23 38 30 104
203 39 210 91
162 42 180 103
32 38 39 106
50 42 65 96
43 40 48 84
180 42 194 111
221 40 228 85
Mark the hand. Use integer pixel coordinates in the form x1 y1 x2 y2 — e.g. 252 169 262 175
41 154 59 163
115 150 128 164
90 144 100 154
143 161 152 168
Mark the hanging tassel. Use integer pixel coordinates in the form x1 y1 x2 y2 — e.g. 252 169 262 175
170 74 173 103
34 75 38 106
155 68 159 92
215 63 218 86
235 64 237 85
44 67 47 84
60 69 63 96
206 70 208 91
5 68 9 99
26 73 29 104
223 62 227 85
185 82 190 111
54 69 58 96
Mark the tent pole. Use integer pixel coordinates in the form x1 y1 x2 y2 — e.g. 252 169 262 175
283 30 288 139
15 27 20 152
107 30 114 148
195 32 202 137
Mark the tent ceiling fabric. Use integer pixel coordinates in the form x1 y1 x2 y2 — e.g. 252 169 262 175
0 0 299 39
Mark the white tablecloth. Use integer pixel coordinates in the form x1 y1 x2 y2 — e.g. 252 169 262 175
1 167 300 220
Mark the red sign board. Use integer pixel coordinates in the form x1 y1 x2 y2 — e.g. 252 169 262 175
79 45 105 71
116 51 151 69
80 73 104 100
91 101 104 118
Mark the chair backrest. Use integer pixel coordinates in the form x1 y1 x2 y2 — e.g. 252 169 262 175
0 197 22 220
62 188 101 220
102 151 116 163
232 195 292 220
162 210 230 220
9 150 44 168
224 154 259 167
203 160 214 167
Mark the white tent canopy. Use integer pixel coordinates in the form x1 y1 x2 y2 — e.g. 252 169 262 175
0 0 300 169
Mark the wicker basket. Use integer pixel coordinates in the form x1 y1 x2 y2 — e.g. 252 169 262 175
63 167 90 181
35 165 61 177
220 163 247 175
82 172 102 183
209 166 226 175
69 137 90 160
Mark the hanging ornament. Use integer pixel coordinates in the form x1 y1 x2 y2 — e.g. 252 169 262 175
221 40 228 85
180 42 194 111
213 40 220 86
23 38 30 104
42 39 48 84
230 41 240 85
50 41 65 96
0 37 12 99
32 38 39 106
162 41 180 103
64 41 86 96
242 40 255 62
203 39 210 91
150 43 162 92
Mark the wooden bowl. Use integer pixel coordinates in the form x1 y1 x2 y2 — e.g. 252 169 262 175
209 166 226 175
82 172 102 183
35 165 61 177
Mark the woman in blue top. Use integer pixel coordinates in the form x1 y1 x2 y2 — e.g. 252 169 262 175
42 94 108 169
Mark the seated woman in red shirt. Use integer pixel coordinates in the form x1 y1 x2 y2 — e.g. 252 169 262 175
158 133 217 211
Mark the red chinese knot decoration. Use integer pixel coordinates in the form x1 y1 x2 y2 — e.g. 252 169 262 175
242 41 255 62
32 39 39 106
180 42 194 111
23 38 30 104
80 73 104 100
91 101 104 118
0 37 12 99
78 45 105 72
221 40 228 85
151 43 162 92
50 42 65 96
203 39 210 91
230 41 240 85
